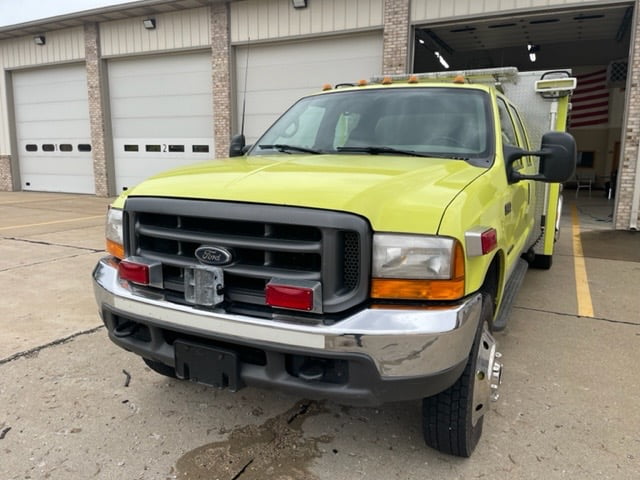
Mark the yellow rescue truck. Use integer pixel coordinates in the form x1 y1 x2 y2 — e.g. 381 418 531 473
93 68 576 456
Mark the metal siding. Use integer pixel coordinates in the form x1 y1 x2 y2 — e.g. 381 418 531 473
0 27 84 155
108 53 214 192
230 0 384 43
410 0 625 21
100 7 210 57
235 32 383 144
12 64 94 193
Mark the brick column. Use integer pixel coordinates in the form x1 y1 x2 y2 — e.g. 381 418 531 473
0 155 13 191
615 5 640 229
211 3 232 159
85 22 113 197
382 0 411 75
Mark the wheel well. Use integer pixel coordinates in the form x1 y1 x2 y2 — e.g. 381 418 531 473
479 255 502 322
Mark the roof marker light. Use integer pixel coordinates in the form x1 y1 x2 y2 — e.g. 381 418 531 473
357 79 368 86
408 75 419 84
453 74 465 84
382 76 393 85
322 83 332 91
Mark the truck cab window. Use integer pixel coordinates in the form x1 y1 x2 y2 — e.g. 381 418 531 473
497 98 524 169
497 99 519 147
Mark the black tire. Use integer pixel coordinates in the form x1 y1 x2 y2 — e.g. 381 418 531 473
530 254 553 270
422 294 494 457
143 358 177 379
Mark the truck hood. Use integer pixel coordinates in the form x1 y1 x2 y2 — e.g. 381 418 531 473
122 154 485 233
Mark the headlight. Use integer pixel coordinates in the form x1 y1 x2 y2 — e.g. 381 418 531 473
373 234 455 279
371 234 465 301
105 207 125 259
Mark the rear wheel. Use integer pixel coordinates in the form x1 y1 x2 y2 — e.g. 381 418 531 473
422 294 502 457
143 358 177 379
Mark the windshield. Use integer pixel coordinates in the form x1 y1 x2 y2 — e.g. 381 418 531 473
250 87 494 161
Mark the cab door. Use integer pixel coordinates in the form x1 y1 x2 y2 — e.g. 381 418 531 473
497 98 533 266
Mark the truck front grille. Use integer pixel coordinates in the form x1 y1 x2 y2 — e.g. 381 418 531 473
124 198 371 316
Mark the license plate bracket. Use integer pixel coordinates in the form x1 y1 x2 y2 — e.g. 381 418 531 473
184 265 224 306
174 341 244 392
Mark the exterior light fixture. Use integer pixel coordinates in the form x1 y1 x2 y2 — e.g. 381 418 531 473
34 36 45 46
143 18 156 30
292 0 307 8
528 44 540 63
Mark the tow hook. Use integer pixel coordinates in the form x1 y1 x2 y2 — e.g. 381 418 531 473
113 320 139 338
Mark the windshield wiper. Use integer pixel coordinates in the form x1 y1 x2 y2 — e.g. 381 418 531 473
337 146 468 160
259 144 322 154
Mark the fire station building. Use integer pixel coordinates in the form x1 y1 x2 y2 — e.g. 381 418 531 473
0 0 639 229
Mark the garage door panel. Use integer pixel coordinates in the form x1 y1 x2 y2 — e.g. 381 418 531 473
111 94 212 119
17 101 91 124
109 53 214 192
14 80 89 105
20 174 95 194
18 121 90 141
112 117 213 139
13 64 94 194
236 32 382 143
110 73 211 98
20 156 95 176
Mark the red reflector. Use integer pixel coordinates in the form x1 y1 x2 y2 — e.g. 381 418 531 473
265 284 314 311
118 260 150 285
481 229 498 254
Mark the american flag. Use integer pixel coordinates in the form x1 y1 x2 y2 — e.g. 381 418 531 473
570 69 610 128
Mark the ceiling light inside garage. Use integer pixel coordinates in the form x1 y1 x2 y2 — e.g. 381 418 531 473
527 44 540 63
434 51 449 69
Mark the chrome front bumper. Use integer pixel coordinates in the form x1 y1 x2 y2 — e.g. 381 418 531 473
93 257 482 401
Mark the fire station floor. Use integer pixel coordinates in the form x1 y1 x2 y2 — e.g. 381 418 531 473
0 190 638 480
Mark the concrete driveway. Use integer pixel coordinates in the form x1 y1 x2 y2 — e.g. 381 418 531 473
0 191 638 479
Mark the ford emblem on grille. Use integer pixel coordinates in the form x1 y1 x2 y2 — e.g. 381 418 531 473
195 246 233 266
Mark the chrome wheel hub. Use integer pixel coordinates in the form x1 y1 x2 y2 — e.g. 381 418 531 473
471 323 503 427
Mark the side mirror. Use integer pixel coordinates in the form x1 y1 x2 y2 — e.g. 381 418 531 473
229 134 246 157
538 131 576 182
506 131 576 183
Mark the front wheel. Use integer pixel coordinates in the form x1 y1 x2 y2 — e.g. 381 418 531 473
422 295 502 457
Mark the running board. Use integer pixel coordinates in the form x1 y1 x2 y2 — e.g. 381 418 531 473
493 258 529 331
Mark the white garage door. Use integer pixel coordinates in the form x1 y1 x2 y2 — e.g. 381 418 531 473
108 52 214 192
13 64 94 194
235 32 383 144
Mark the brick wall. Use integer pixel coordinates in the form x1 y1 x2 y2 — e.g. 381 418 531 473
0 155 13 191
382 0 410 75
616 10 640 229
211 3 232 159
85 22 112 197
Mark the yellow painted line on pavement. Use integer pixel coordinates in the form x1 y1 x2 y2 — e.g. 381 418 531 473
571 204 594 318
0 215 103 231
